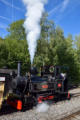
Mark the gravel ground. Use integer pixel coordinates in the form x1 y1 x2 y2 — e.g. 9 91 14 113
0 89 80 120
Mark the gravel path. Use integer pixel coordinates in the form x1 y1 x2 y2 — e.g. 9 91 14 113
0 89 80 120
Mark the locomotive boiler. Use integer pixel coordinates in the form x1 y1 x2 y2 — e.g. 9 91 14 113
0 62 70 110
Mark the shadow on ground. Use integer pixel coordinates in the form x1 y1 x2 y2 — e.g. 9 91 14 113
0 103 17 116
0 102 33 116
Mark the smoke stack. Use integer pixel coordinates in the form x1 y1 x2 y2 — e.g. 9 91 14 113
17 61 21 77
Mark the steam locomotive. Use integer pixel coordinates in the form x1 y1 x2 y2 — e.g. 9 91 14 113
0 62 70 110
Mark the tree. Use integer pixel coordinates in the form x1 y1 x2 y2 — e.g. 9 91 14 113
7 20 26 41
74 35 80 82
2 20 30 73
75 35 80 64
0 38 9 67
34 14 55 68
65 34 79 83
49 27 79 84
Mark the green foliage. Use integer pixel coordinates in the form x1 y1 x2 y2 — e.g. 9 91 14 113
34 15 55 67
0 20 30 73
7 20 26 41
74 35 80 83
0 38 8 67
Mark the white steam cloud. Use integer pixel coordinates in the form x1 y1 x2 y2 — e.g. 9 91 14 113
22 0 47 64
36 102 49 113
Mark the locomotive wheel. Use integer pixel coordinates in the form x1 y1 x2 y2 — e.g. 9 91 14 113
21 95 37 111
32 96 38 106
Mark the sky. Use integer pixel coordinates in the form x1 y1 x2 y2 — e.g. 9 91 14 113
0 0 80 38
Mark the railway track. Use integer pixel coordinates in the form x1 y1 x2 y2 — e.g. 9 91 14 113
71 92 80 97
60 110 80 120
57 91 80 120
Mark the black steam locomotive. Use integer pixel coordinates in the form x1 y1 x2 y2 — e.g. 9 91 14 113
0 62 70 110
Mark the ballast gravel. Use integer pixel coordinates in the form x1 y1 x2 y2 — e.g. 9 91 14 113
0 89 80 120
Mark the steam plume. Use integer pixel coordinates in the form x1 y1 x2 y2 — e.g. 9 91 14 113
36 102 49 113
22 0 47 64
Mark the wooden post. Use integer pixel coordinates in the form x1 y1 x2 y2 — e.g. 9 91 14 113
0 77 5 109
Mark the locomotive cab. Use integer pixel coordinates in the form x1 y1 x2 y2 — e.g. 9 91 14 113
41 66 69 93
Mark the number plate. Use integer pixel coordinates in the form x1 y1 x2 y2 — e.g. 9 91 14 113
0 77 5 82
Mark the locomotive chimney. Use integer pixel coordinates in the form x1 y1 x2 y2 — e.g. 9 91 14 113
17 61 21 77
